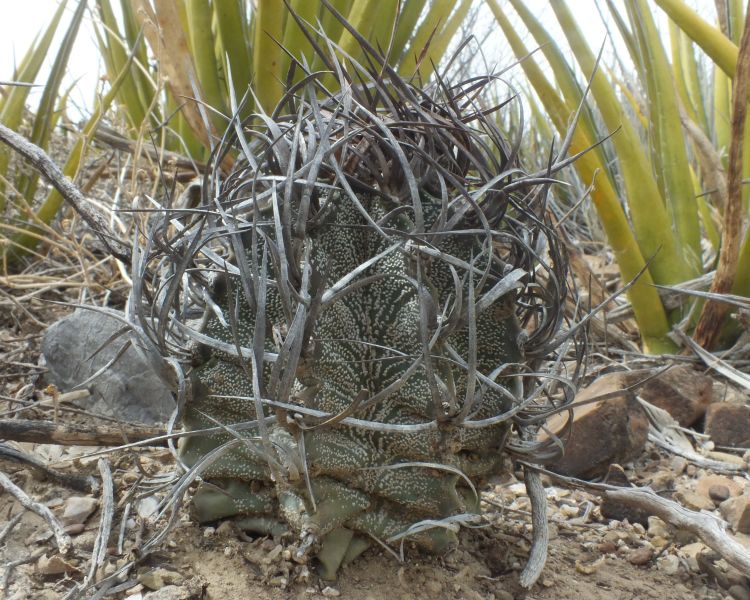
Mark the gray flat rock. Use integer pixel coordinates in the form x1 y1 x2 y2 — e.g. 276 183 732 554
42 310 175 424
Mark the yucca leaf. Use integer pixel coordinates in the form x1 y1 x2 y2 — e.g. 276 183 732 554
215 0 253 118
669 21 699 127
0 0 68 209
550 0 692 286
368 0 399 58
654 0 738 77
679 29 710 135
391 0 426 65
96 0 149 129
7 33 141 262
131 0 213 154
509 0 612 185
279 0 318 84
627 0 701 271
335 0 380 64
489 0 674 353
16 0 87 206
187 0 228 124
714 68 732 159
604 0 641 70
252 0 286 112
399 0 455 77
411 0 471 82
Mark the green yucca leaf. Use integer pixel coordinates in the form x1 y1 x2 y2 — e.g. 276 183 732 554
0 0 68 210
489 0 674 353
714 68 732 157
96 0 149 130
391 0 426 65
0 0 67 121
669 22 700 128
412 0 471 82
15 0 87 206
654 0 738 77
253 0 286 112
509 0 611 186
279 0 317 86
399 0 455 77
368 0 399 59
728 0 745 44
550 0 692 286
318 0 351 54
678 28 710 134
627 0 701 272
187 0 228 123
7 32 142 262
604 0 641 70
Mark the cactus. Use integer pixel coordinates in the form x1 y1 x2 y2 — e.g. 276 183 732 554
139 31 577 582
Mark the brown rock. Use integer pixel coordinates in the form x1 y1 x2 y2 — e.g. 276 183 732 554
720 495 750 534
627 365 713 427
627 545 655 566
60 496 98 526
729 585 750 600
696 475 742 500
674 490 714 512
36 553 81 575
705 403 750 448
708 484 731 503
539 372 649 478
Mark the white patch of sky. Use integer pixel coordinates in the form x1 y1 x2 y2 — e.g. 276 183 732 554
0 0 718 121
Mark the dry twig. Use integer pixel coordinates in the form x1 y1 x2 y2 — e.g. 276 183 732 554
604 487 750 575
0 123 131 265
0 470 71 554
0 418 167 447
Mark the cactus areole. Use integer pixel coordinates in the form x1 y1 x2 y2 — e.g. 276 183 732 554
145 49 574 580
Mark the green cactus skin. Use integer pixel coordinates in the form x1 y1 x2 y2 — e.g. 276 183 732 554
178 189 522 578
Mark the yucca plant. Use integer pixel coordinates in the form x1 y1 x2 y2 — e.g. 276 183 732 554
94 0 474 158
129 14 582 583
491 0 750 353
0 0 145 265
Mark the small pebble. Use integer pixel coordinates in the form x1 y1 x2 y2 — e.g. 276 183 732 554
657 554 680 576
670 457 687 474
648 517 668 538
729 585 750 600
597 541 617 555
60 496 98 526
628 545 654 566
203 527 215 538
64 523 85 535
136 497 159 520
321 586 341 597
709 485 731 503
125 584 144 596
559 504 579 518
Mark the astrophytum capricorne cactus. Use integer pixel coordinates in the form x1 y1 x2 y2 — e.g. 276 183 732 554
137 28 580 583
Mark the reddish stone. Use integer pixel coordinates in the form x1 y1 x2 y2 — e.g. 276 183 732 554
539 372 649 479
705 403 750 448
720 495 750 534
624 365 713 427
